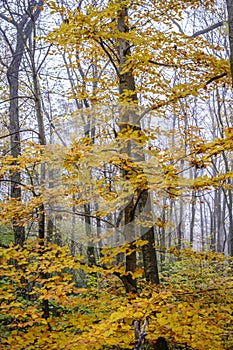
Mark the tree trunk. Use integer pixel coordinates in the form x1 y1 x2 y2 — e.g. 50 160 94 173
154 337 168 350
31 47 46 241
116 3 159 287
7 60 25 246
4 0 44 246
227 0 233 86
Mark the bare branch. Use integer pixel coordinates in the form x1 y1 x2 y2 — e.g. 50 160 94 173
98 39 121 78
51 208 117 228
0 129 40 140
191 21 224 38
0 12 17 26
0 96 36 105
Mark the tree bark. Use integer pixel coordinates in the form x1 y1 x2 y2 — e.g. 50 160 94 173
7 60 25 246
2 0 44 246
116 3 159 287
227 0 233 86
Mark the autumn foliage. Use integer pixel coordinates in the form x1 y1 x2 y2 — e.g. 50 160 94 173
0 0 233 349
0 241 233 349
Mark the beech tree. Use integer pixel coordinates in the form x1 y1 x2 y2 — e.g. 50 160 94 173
0 0 233 348
45 0 232 284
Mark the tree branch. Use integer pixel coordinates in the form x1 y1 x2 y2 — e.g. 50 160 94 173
191 21 224 38
51 208 117 228
140 72 227 120
98 39 121 78
0 129 40 140
0 96 36 105
0 12 17 26
148 59 178 68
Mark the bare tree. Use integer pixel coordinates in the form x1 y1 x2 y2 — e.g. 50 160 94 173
0 0 43 245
